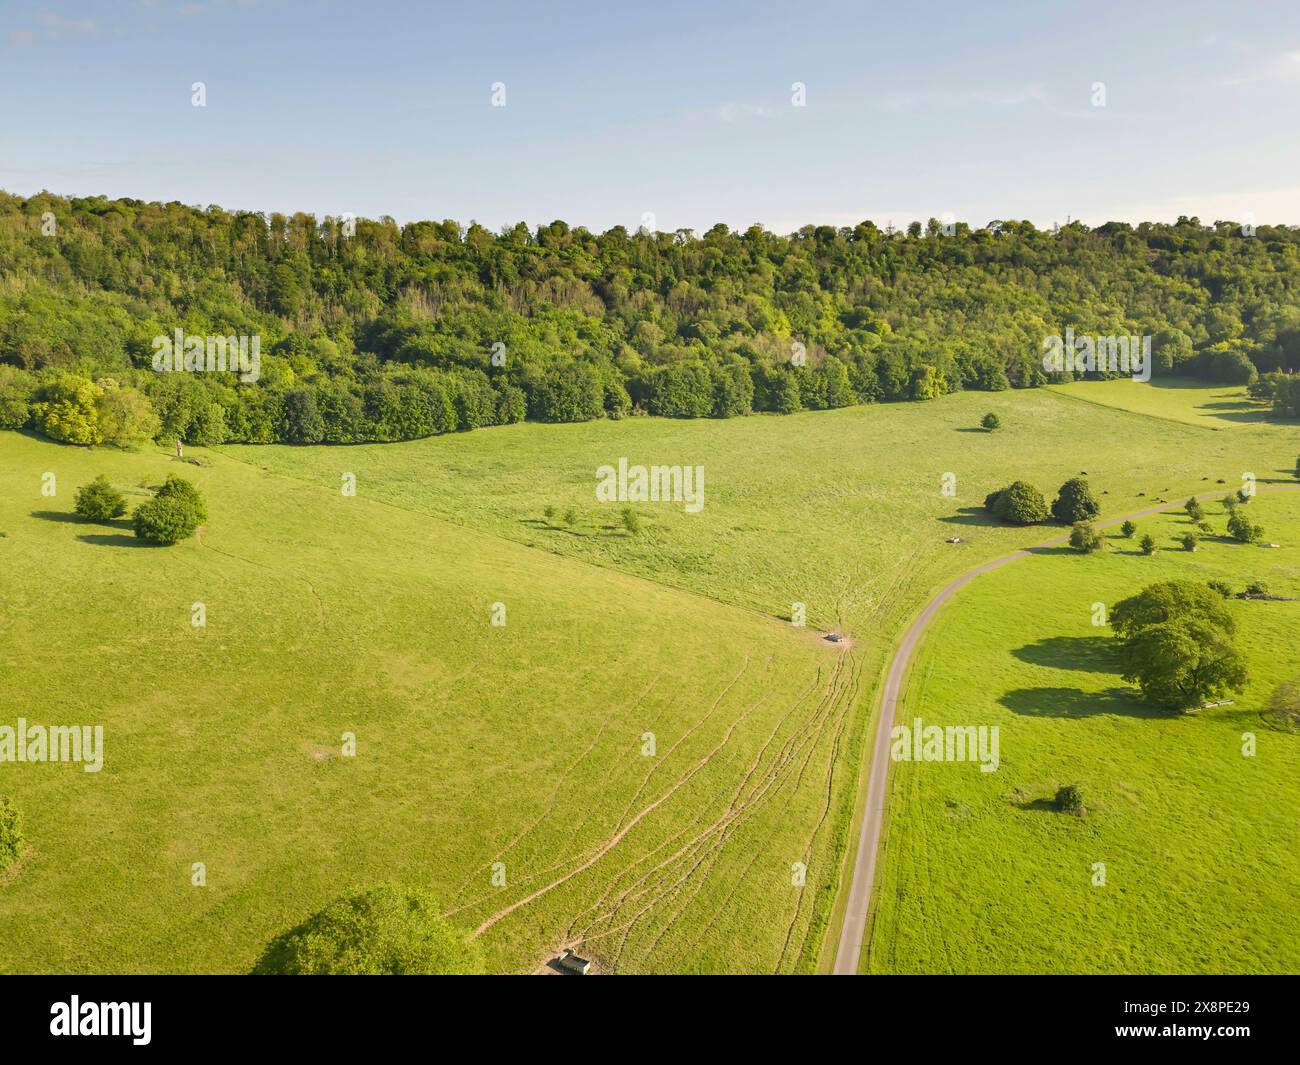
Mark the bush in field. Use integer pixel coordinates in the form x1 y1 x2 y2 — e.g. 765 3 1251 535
620 506 641 535
1069 521 1104 553
1222 493 1238 511
1245 580 1270 596
542 504 556 523
252 884 485 975
0 796 23 872
1179 531 1200 551
1227 510 1264 544
985 481 1049 525
74 475 127 522
1184 497 1204 521
1120 520 1137 538
1207 579 1234 598
1051 477 1100 524
133 496 199 544
1236 487 1252 505
154 476 208 523
562 507 577 527
1054 784 1085 816
981 412 1001 431
1139 534 1157 555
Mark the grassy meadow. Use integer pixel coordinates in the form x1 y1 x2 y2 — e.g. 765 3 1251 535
1047 377 1278 429
0 431 859 974
1 382 1295 974
867 494 1300 973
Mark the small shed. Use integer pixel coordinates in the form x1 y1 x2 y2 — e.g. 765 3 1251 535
557 948 592 975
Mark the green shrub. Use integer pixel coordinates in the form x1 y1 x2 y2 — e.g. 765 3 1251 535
133 496 199 544
154 476 208 523
1179 531 1200 551
1139 533 1157 555
981 412 1001 431
74 475 127 522
1207 579 1234 598
986 481 1049 524
0 796 24 872
1051 477 1100 524
1068 521 1104 553
1184 497 1205 521
1055 785 1085 815
621 506 641 535
252 884 485 975
1227 510 1264 544
1120 520 1137 538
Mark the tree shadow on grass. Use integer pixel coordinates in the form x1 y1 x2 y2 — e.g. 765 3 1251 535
1012 796 1059 814
76 533 157 548
939 507 1004 528
32 510 132 531
1011 636 1122 674
999 685 1166 720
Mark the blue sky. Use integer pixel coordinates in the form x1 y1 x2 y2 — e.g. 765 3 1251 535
3 0 1300 232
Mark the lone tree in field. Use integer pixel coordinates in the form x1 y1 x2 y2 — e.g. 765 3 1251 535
1184 497 1205 522
620 506 641 535
0 796 23 872
984 481 1049 525
1069 521 1104 553
1227 510 1265 544
1051 477 1100 524
1120 520 1137 538
74 475 127 522
562 507 578 527
252 884 485 975
1054 784 1085 816
1139 533 1157 555
1179 531 1200 551
1110 580 1247 710
981 412 1001 431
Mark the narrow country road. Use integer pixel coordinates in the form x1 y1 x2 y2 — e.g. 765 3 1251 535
831 483 1299 975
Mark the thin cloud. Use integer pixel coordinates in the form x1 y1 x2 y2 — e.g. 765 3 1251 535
1221 48 1300 87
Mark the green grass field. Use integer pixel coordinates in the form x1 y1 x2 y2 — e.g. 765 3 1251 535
867 494 1300 973
0 431 860 974
1 382 1296 974
1047 377 1276 429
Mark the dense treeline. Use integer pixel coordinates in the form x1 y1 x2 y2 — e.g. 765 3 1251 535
1 190 1299 447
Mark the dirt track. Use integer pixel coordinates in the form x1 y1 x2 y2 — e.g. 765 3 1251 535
831 484 1300 975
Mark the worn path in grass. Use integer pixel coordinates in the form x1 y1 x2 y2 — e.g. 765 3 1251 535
832 484 1300 975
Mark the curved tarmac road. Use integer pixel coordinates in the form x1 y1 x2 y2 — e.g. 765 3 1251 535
832 484 1300 975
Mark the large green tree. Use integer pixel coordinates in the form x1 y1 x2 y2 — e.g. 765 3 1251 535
253 884 485 975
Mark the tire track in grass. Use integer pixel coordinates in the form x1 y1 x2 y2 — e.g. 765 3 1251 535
564 662 824 942
472 659 767 936
579 654 856 968
446 675 661 907
446 662 754 923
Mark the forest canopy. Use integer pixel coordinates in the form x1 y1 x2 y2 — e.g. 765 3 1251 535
2 191 1299 446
